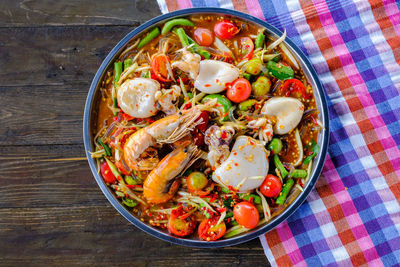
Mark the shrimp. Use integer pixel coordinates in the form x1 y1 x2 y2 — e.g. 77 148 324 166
247 118 274 143
124 100 216 171
143 145 204 204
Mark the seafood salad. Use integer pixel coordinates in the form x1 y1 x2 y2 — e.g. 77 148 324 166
92 15 323 241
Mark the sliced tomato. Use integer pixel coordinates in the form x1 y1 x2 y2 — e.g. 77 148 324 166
194 28 214 46
196 111 209 132
115 161 131 176
151 54 171 82
233 201 259 229
198 216 226 241
226 78 251 103
168 212 196 237
240 37 254 60
260 174 282 198
214 20 239 40
282 79 309 99
100 161 116 183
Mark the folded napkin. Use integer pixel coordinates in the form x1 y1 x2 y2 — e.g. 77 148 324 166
156 0 400 265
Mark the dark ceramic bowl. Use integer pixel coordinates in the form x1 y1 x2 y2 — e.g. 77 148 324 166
83 7 329 248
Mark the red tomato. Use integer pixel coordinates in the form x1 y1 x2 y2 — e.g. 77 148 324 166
282 79 308 99
260 174 282 198
240 37 254 59
193 129 205 146
115 161 131 176
194 28 214 46
196 111 209 132
214 20 239 40
233 201 259 229
168 213 196 237
100 161 116 183
198 216 226 241
151 54 171 82
226 78 251 103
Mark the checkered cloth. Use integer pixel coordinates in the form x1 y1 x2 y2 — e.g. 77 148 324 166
155 0 400 265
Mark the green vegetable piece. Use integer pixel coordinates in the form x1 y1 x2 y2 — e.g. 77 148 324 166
230 220 239 226
220 186 230 194
274 154 288 178
303 141 320 165
291 169 307 178
124 175 137 185
204 212 211 219
187 92 194 99
202 94 233 122
223 197 233 208
268 138 283 154
267 60 294 80
138 27 160 49
255 33 265 49
225 211 233 218
187 35 211 59
105 158 122 180
243 73 252 81
276 179 295 205
244 58 263 75
252 76 271 96
238 99 257 111
114 61 122 84
161 18 194 35
272 54 281 62
115 191 125 197
176 27 190 47
124 58 133 70
122 198 138 207
98 139 112 156
239 193 261 204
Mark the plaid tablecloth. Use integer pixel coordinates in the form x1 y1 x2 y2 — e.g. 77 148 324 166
156 0 400 265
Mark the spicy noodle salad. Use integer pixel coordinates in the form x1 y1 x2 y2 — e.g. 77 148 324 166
91 14 323 241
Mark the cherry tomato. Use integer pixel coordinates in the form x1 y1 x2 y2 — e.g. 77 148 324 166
198 216 227 241
115 161 131 176
227 78 251 103
233 201 259 229
260 174 282 198
240 37 254 59
151 54 171 82
282 79 308 99
187 172 208 192
196 111 209 132
193 129 205 146
194 28 214 46
100 161 116 183
214 20 239 40
168 212 196 237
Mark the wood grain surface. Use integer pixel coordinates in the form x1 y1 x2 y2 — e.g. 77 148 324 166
0 1 269 266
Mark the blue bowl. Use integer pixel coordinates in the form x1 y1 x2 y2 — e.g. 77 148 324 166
83 7 329 248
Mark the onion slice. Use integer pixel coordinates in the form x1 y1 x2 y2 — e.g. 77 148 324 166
266 29 286 51
279 43 300 70
293 128 303 167
213 37 235 59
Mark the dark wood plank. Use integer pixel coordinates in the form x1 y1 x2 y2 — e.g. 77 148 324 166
0 144 268 266
0 0 161 27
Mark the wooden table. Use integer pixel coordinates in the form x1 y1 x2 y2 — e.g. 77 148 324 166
0 1 269 265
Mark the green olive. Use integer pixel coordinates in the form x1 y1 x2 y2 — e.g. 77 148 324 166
187 172 208 191
268 138 283 154
244 58 263 75
238 99 257 111
252 76 271 96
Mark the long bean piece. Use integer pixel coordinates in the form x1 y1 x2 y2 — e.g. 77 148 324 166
274 154 288 178
176 27 190 47
161 18 194 34
255 33 265 48
276 179 295 205
138 27 160 49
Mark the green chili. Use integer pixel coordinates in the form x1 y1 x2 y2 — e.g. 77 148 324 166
267 60 294 80
122 197 138 207
255 33 265 49
303 141 320 165
290 169 307 178
202 94 233 122
138 27 160 49
176 27 190 47
274 154 288 178
114 61 122 84
124 58 133 70
239 193 261 204
276 179 295 205
161 18 194 34
98 139 112 156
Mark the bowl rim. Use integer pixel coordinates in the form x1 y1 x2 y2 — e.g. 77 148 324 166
83 7 330 248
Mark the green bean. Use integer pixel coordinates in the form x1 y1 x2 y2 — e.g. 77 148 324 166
303 141 319 165
114 61 122 84
274 154 288 178
239 193 261 204
97 139 112 156
255 33 265 49
268 138 282 154
112 97 118 116
105 158 122 180
161 18 194 35
276 179 295 205
124 175 137 185
124 58 133 70
176 27 190 47
220 186 230 193
290 169 307 178
186 35 211 59
122 197 138 207
138 27 160 49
